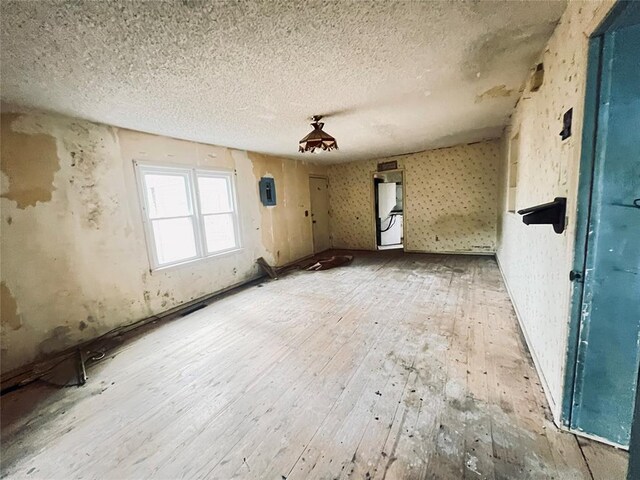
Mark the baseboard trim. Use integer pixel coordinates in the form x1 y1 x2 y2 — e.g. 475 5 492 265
330 246 496 256
495 252 560 425
403 248 495 256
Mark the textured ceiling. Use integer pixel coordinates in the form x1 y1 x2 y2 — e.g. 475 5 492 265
1 1 566 163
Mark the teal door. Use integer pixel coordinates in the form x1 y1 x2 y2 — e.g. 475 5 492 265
569 4 640 447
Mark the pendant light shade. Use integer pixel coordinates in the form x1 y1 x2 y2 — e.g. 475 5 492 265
299 116 338 153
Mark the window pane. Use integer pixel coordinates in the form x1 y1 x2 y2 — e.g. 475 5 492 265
151 217 197 265
203 213 236 253
198 176 232 214
145 173 191 218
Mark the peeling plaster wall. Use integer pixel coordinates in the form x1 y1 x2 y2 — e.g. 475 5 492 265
496 0 615 421
0 110 325 373
328 141 500 253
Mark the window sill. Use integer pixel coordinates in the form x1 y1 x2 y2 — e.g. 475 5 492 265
150 248 244 274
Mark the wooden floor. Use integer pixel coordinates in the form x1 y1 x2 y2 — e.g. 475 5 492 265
1 252 628 479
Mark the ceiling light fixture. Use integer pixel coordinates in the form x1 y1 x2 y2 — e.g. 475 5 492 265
298 116 338 153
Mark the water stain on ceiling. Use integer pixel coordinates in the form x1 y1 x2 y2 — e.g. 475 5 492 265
0 0 566 163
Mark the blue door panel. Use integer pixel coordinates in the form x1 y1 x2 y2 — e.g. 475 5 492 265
571 17 640 446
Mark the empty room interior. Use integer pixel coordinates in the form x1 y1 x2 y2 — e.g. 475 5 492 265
1 1 639 479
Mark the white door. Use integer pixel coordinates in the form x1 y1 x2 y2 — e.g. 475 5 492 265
309 177 330 253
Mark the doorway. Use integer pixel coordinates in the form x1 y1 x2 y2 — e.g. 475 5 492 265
563 2 640 447
373 170 404 250
309 176 330 253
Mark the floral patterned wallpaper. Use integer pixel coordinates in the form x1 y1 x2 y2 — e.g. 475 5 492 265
328 140 500 253
326 161 375 250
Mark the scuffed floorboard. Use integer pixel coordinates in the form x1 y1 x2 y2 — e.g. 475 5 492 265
0 251 628 479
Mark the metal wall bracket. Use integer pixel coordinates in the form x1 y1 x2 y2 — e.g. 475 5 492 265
517 197 567 234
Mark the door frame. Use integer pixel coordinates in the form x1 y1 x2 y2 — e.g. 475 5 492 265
561 0 638 445
370 168 406 251
308 175 330 254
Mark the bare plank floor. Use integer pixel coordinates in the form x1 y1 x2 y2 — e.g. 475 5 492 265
1 252 628 479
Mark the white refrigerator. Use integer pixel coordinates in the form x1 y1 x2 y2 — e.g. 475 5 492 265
378 183 403 246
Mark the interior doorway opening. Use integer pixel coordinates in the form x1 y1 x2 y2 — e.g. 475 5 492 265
373 170 404 251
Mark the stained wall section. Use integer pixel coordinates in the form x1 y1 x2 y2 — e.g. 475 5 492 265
328 141 500 253
0 110 326 373
496 0 615 421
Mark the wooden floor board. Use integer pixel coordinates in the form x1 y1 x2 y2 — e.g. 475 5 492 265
0 251 628 480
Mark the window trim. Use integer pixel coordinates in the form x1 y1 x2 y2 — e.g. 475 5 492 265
506 130 520 214
134 161 243 271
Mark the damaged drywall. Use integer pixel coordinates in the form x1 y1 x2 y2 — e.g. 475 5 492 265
0 110 325 374
328 141 500 253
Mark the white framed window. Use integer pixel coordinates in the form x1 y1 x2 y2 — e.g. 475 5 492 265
135 162 241 270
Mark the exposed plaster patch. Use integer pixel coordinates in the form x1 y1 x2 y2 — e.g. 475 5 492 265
0 114 59 208
475 85 514 103
1 282 22 330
